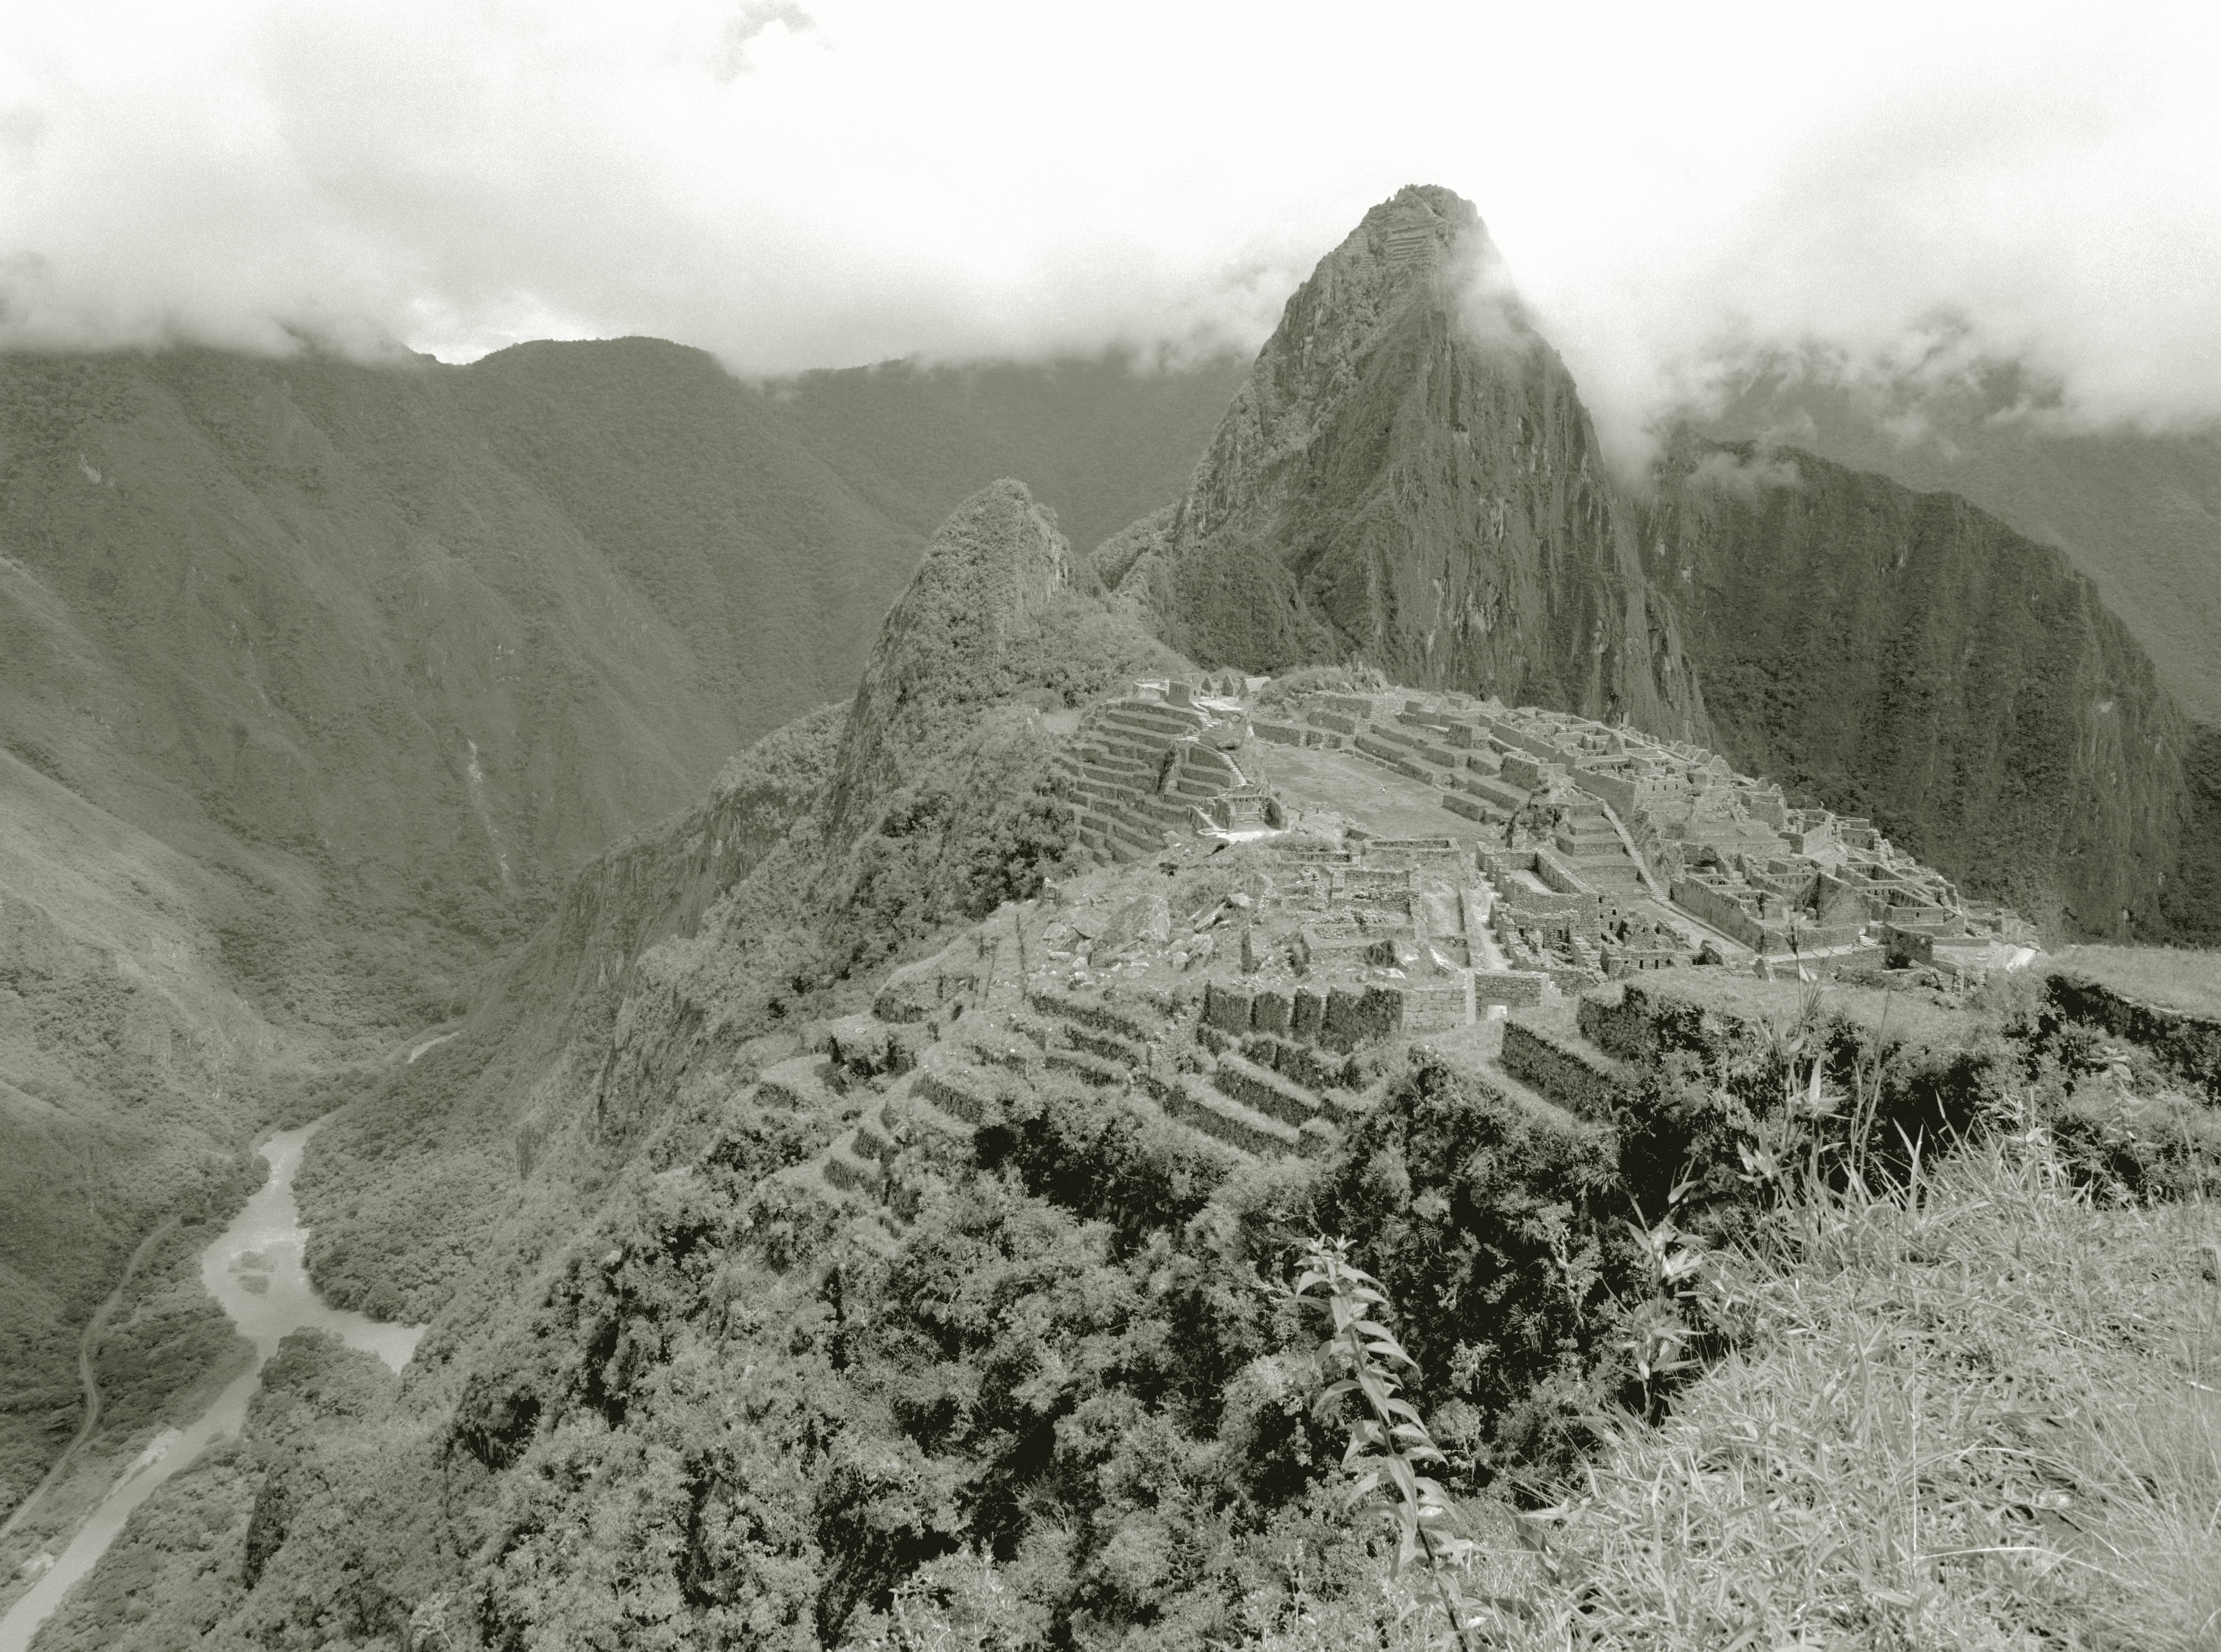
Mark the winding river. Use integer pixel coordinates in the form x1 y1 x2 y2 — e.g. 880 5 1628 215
0 1122 424 1651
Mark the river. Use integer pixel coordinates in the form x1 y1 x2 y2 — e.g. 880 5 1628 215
0 1121 424 1651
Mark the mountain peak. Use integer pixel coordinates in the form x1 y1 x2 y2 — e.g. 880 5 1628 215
1357 183 1484 259
825 479 1071 830
1292 185 1496 311
1116 186 1703 737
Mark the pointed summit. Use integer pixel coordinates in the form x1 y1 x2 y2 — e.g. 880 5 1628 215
1346 183 1484 275
825 479 1071 830
1110 186 1705 739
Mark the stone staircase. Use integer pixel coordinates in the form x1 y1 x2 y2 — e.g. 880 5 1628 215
1551 796 1646 892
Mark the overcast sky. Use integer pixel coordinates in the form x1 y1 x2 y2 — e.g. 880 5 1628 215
3 1 2214 466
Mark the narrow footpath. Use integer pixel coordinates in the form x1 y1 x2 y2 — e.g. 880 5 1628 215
0 1216 177 1544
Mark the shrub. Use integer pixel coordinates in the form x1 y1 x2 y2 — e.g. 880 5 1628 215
1311 1055 1639 1484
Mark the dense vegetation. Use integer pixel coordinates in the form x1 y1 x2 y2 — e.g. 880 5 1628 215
32 943 2221 1649
1703 359 2221 725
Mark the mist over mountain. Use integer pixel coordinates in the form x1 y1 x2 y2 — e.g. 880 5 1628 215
1109 187 1709 744
1110 185 2214 943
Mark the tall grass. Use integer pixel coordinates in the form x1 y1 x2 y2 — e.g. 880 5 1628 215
1516 1137 2221 1649
1264 1068 2221 1650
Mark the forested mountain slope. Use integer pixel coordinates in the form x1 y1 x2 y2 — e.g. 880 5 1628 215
775 350 1249 557
1645 439 2198 938
1704 367 2221 723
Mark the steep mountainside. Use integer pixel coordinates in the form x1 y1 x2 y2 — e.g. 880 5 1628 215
1 343 1241 936
1702 369 2221 723
1699 371 2221 941
1646 440 2195 937
0 754 280 1522
1113 185 1710 742
1108 185 2215 942
826 481 1072 830
0 346 1232 1538
289 479 1174 1327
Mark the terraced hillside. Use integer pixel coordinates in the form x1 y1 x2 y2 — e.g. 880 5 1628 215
691 663 2048 1267
27 622 2220 1650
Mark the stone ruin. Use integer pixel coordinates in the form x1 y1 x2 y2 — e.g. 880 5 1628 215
1051 680 1278 859
747 678 2049 1235
1054 676 2034 989
1249 687 2037 986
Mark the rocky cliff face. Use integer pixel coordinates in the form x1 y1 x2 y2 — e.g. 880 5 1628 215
1112 184 2214 940
1120 185 1708 741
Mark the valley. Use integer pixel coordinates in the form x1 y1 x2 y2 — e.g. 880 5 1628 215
0 346 1242 1600
0 1120 421 1650
1 183 2217 1649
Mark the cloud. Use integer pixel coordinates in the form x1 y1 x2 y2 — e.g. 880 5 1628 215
1496 7 2221 472
1 0 2215 467
1686 449 1801 499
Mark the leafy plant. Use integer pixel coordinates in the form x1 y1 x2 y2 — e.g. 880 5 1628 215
1617 1172 1709 1418
1296 1236 1482 1652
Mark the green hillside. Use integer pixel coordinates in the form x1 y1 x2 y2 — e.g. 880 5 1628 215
0 346 1238 1539
1704 370 2221 723
1645 439 2194 938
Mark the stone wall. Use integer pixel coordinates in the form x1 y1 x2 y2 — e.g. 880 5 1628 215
1471 970 1549 1008
1571 765 1637 817
2045 970 2221 1101
1670 875 1768 950
1501 1020 1638 1120
1205 978 1410 1051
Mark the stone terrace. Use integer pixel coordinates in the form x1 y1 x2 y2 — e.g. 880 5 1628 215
1051 677 1277 863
